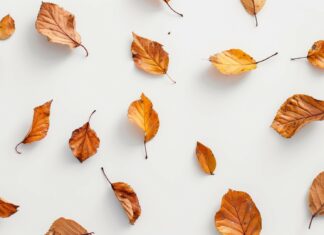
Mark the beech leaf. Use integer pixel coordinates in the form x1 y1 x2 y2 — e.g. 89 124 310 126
15 100 53 154
101 167 141 225
162 0 183 17
215 189 262 235
271 94 324 138
69 110 100 163
196 141 216 175
128 93 160 159
0 198 19 218
291 40 324 69
35 2 88 56
0 15 15 40
45 217 93 235
308 171 324 229
241 0 266 26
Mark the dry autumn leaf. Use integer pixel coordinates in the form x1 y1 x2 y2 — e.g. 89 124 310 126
215 189 262 235
128 93 160 159
0 15 15 40
0 198 19 218
15 100 52 154
131 33 175 83
101 167 141 225
241 0 266 26
271 94 324 138
196 141 216 175
35 2 88 56
209 49 277 75
308 171 324 229
69 110 100 163
45 217 93 235
162 0 183 17
291 41 324 69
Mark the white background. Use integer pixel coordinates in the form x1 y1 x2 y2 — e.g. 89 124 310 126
0 0 324 234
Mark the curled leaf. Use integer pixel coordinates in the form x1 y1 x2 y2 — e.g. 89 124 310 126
215 189 262 235
35 2 88 56
69 111 100 163
271 94 324 138
196 141 216 175
241 0 266 26
308 171 324 229
45 217 93 235
15 100 53 154
101 167 141 225
163 0 183 17
0 15 15 40
291 41 324 69
128 93 160 159
0 198 19 218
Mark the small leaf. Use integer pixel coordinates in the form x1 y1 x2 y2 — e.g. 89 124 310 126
0 15 15 40
15 100 53 154
35 2 88 56
128 93 160 159
101 167 141 225
45 217 93 235
291 41 324 69
215 189 262 235
308 171 324 229
0 198 19 218
162 0 183 17
196 141 216 175
69 111 100 163
241 0 266 26
271 94 324 138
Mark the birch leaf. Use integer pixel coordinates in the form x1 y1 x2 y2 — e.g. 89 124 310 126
291 41 324 69
45 217 93 235
241 0 266 26
196 141 216 175
0 15 15 40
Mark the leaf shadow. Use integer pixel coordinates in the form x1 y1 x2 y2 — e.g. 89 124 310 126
114 116 144 148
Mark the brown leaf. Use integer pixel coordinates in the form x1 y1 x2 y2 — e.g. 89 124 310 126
35 2 88 56
45 217 93 235
291 41 324 69
196 141 216 175
0 198 18 218
128 93 160 159
0 15 15 40
131 33 175 83
241 0 266 26
308 171 324 229
101 167 141 225
69 111 100 163
15 100 53 154
215 189 262 235
162 0 183 17
271 94 324 138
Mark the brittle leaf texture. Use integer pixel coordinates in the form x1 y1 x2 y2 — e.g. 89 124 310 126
45 217 93 235
271 94 324 138
215 189 262 235
69 110 100 163
0 15 15 40
196 141 216 175
291 41 324 69
308 171 324 229
240 0 266 26
101 168 141 225
15 100 53 154
35 2 88 56
0 198 19 218
163 0 183 17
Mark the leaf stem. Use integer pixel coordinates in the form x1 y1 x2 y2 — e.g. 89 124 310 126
251 0 258 27
101 167 113 185
88 110 96 123
163 0 183 17
291 56 308 61
166 73 176 84
256 52 278 64
79 44 89 57
15 142 22 154
144 140 148 160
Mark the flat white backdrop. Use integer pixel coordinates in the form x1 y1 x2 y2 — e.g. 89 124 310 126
0 0 324 234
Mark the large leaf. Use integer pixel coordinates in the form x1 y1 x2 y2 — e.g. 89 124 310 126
308 171 324 229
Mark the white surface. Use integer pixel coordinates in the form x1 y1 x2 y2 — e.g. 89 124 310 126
0 0 324 234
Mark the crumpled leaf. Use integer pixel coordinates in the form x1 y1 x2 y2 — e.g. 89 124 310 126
35 2 88 56
69 111 100 163
0 198 19 218
162 0 183 17
215 189 262 235
241 0 266 26
196 141 216 175
15 100 53 154
131 33 175 83
271 94 324 138
291 41 324 69
209 49 277 75
0 15 15 40
45 217 93 235
308 171 324 229
128 93 160 159
101 167 141 225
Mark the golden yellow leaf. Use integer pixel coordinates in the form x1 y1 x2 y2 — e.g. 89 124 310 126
101 167 141 225
291 41 324 68
128 93 160 159
15 100 53 154
308 171 324 229
163 0 183 17
0 15 15 40
45 217 93 235
215 189 262 235
69 111 100 163
241 0 266 26
0 198 18 218
35 2 88 56
271 94 324 138
196 141 216 175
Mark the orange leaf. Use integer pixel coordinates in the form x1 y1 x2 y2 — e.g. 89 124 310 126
291 41 324 69
69 111 100 163
15 100 52 154
196 141 216 175
240 0 266 26
45 217 93 235
215 189 262 235
308 171 324 229
0 15 15 40
0 198 18 218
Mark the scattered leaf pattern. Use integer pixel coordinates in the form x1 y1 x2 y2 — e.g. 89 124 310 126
308 171 324 229
0 198 18 218
45 217 93 235
196 141 216 175
0 15 15 40
241 0 266 26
